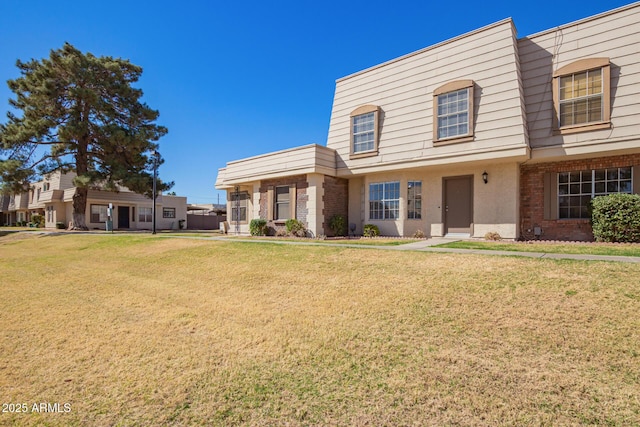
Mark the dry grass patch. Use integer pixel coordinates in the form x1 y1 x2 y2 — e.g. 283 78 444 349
1 234 639 426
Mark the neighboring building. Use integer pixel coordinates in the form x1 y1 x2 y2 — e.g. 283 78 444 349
0 171 187 230
216 3 640 240
186 203 226 230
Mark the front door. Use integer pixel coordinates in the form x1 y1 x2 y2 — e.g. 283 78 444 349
444 176 473 235
118 206 130 229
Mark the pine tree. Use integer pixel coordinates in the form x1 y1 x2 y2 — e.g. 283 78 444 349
0 43 171 230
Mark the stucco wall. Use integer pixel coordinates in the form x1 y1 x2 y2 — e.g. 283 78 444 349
350 161 520 238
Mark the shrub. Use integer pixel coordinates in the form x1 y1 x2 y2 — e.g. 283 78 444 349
363 224 380 237
591 193 640 243
55 222 66 230
285 219 306 237
484 231 502 241
328 214 346 237
249 219 268 236
31 214 45 228
413 229 426 239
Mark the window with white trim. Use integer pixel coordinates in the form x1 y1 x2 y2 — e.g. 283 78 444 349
437 88 469 139
275 186 290 220
90 204 108 223
139 207 153 222
407 181 422 219
558 167 632 219
162 207 176 219
369 181 400 220
353 112 375 153
433 80 474 142
350 105 380 157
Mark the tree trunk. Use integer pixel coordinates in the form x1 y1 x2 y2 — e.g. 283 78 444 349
71 186 89 230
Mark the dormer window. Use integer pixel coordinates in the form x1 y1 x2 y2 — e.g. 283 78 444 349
553 58 611 134
350 105 380 158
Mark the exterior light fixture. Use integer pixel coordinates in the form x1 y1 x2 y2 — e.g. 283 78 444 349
482 171 488 184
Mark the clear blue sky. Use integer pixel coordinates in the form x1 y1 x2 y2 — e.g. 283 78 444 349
0 0 632 204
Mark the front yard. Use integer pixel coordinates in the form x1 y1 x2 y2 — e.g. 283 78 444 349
1 233 639 425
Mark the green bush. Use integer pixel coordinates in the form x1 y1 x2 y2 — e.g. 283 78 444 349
55 222 66 230
591 193 640 243
328 214 346 237
31 214 45 228
285 219 306 237
249 219 268 236
363 224 380 237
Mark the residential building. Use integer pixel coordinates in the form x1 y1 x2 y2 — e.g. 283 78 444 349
0 171 187 230
216 3 640 241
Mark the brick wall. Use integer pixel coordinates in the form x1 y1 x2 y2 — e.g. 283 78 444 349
520 154 640 241
322 176 349 236
259 175 308 234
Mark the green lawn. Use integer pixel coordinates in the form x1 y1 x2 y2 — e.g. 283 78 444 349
434 240 640 257
1 233 639 426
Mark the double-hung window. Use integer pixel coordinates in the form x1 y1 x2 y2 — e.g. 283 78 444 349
90 204 108 223
353 113 375 153
558 167 632 219
350 105 380 157
275 186 290 220
369 181 400 220
433 80 474 142
139 207 153 223
559 69 602 126
553 58 610 133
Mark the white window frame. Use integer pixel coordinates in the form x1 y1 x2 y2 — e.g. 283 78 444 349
558 167 632 219
350 105 380 158
90 204 108 223
275 186 290 221
139 207 153 223
162 207 176 219
352 112 375 153
369 181 400 220
433 80 474 143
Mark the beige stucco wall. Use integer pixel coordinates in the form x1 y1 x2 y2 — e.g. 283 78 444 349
306 173 324 237
351 161 520 239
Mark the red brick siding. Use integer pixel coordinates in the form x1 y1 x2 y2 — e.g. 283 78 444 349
520 154 640 241
322 176 349 236
259 175 308 234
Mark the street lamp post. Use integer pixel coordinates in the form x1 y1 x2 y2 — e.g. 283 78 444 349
152 150 158 235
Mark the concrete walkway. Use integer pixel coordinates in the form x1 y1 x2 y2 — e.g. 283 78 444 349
162 234 640 264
